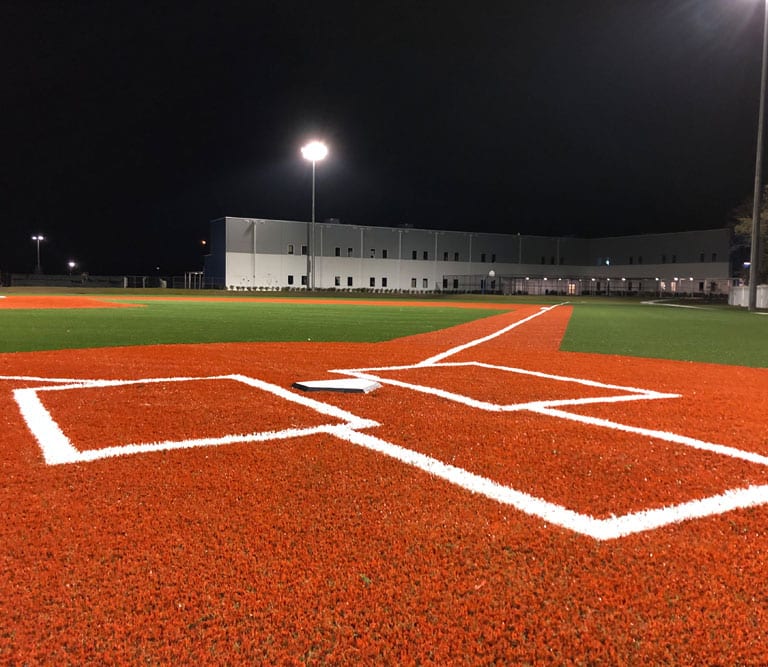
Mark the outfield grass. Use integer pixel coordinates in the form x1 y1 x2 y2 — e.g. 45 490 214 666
561 301 768 367
0 300 508 352
1 291 766 367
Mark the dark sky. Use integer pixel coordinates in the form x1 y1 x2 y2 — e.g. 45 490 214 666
1 0 765 275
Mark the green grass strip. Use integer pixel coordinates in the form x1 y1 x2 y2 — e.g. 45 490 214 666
0 300 508 353
561 302 768 367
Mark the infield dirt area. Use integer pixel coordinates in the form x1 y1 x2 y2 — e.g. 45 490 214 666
2 303 767 663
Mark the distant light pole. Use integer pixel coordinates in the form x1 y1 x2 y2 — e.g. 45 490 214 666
301 140 328 290
31 235 44 274
749 0 768 311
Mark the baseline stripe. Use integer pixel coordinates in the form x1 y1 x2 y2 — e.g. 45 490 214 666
416 304 563 366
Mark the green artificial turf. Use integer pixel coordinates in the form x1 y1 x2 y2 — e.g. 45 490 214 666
2 293 766 367
0 300 508 352
560 302 768 367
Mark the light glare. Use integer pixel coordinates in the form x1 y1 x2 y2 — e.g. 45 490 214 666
301 141 328 162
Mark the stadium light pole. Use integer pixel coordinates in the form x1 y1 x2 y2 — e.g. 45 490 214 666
301 140 328 291
31 235 44 274
749 0 768 311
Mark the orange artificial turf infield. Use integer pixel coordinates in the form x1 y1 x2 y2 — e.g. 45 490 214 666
0 295 138 309
2 304 768 663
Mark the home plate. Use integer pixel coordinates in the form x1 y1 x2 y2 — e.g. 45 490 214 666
292 379 381 393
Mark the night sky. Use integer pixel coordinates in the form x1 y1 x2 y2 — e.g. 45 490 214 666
2 1 765 276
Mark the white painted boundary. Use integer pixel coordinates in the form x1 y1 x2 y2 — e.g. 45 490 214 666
11 374 378 465
5 303 768 539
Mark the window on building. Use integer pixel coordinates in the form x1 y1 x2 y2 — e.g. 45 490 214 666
491 253 496 263
454 252 459 261
335 247 341 257
712 252 718 262
412 250 417 260
541 256 546 264
382 249 388 259
672 254 677 263
334 276 340 287
423 278 429 288
369 276 375 287
661 254 666 263
443 251 449 261
301 245 307 255
629 256 633 264
287 275 294 285
411 278 417 288
638 256 643 264
700 252 705 262
453 278 459 289
347 276 353 286
423 250 428 260
301 275 307 286
287 244 294 255
550 256 555 265
347 247 354 257
480 253 486 263
442 278 448 288
370 248 375 258
382 277 388 287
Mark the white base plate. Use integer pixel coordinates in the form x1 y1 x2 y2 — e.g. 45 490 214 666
292 378 381 393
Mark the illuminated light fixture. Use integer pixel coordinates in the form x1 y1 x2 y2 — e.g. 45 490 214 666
301 140 329 291
31 235 45 274
301 140 328 163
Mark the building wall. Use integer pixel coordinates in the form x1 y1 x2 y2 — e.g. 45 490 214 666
204 217 732 293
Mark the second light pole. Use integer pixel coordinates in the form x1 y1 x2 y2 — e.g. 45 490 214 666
301 140 328 291
31 235 45 274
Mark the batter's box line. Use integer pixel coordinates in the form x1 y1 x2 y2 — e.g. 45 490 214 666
332 361 768 469
330 361 680 412
12 373 379 465
327 424 768 541
13 371 768 540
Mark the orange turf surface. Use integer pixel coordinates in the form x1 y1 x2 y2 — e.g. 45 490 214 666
2 305 768 663
0 295 137 309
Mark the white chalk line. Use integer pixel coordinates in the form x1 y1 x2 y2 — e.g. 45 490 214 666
325 305 768 538
416 304 564 366
330 426 768 541
12 374 379 466
6 304 768 539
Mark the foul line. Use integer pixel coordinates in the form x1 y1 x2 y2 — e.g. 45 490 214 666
416 304 564 366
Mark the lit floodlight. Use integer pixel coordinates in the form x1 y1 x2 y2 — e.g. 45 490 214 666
31 235 45 274
300 140 329 292
301 141 328 163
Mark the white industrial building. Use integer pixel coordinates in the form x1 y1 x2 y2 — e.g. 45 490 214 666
203 217 732 296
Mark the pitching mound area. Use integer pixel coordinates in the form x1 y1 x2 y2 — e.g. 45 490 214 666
2 304 767 663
